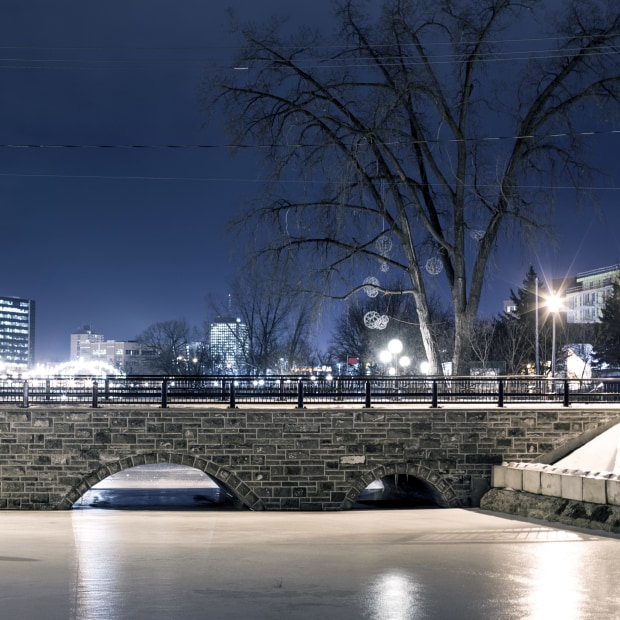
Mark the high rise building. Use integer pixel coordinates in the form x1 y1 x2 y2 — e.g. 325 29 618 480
0 295 35 369
208 316 248 372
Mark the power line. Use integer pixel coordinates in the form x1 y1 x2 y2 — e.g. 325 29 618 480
0 171 616 192
0 127 617 151
0 33 617 72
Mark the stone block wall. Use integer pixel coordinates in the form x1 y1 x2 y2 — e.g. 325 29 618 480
0 405 617 510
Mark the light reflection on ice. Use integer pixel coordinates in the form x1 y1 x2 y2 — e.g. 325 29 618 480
365 571 422 620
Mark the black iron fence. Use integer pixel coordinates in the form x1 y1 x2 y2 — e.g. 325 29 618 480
2 374 620 408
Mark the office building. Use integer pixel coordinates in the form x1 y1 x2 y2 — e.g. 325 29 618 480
565 264 620 323
0 295 35 369
208 316 248 372
70 326 156 373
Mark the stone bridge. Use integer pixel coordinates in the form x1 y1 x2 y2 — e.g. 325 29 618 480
1 404 618 510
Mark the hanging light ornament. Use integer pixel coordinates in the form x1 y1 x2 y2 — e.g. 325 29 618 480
364 311 381 328
363 276 380 297
469 229 485 241
375 235 392 256
425 257 443 276
376 314 389 330
375 235 392 272
363 311 389 330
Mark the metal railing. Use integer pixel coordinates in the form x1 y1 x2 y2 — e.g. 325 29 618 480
2 374 620 408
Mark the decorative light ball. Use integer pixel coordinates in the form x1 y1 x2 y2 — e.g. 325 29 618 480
364 311 381 329
363 276 380 297
425 257 443 275
388 338 403 355
375 235 392 255
379 350 391 364
377 315 389 330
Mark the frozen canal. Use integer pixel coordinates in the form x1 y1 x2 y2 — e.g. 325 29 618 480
0 509 618 619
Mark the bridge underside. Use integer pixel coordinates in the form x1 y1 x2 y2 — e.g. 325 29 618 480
59 452 463 511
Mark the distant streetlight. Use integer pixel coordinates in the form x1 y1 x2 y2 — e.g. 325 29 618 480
379 349 392 374
388 339 403 376
379 339 410 376
548 293 561 378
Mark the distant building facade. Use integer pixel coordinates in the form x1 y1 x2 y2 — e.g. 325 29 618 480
70 325 105 362
70 326 156 373
0 295 35 370
565 264 620 324
208 317 248 372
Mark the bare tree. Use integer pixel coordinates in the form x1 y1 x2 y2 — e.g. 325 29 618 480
209 265 317 373
137 319 204 375
328 291 428 374
207 0 620 373
467 318 497 371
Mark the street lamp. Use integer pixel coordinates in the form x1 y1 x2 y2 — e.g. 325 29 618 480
388 339 403 375
548 293 561 378
379 349 392 374
379 339 409 376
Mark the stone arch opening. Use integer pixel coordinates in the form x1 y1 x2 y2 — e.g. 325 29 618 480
59 453 265 511
343 463 462 510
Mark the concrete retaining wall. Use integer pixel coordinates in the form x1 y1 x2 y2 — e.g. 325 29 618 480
491 462 620 506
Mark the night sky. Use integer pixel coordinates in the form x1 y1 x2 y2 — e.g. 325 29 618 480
2 1 619 363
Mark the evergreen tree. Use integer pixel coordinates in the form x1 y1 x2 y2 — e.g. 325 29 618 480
506 266 544 371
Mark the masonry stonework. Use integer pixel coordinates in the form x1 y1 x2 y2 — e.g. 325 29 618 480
0 405 617 510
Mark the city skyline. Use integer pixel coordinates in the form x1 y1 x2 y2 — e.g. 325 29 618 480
2 1 619 362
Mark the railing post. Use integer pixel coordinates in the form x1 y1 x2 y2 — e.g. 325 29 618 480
92 380 99 408
497 378 504 407
161 378 168 408
296 379 305 409
364 380 372 408
279 377 285 401
228 380 237 409
336 377 343 401
221 377 227 401
45 378 51 402
563 379 570 407
430 379 438 409
104 378 110 403
22 380 29 408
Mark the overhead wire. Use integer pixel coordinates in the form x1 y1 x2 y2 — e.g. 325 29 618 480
0 32 617 71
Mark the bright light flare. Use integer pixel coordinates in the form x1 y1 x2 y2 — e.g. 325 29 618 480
547 294 561 313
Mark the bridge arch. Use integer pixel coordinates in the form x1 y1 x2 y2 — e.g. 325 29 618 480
342 462 464 509
59 452 265 511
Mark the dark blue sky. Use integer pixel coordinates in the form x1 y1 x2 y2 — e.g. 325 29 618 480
2 1 619 362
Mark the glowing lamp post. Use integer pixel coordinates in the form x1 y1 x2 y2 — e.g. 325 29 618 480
379 349 392 374
388 339 403 375
548 293 561 378
379 339 409 378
